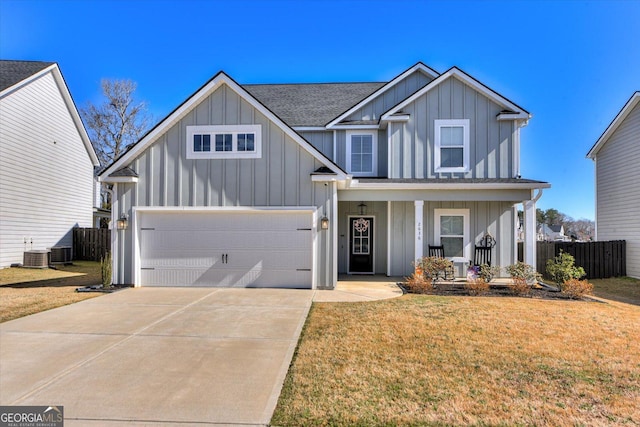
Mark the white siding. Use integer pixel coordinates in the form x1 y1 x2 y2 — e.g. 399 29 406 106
595 102 640 277
0 71 95 267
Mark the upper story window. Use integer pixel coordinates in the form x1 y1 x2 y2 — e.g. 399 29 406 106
186 125 262 159
434 119 469 173
346 131 377 176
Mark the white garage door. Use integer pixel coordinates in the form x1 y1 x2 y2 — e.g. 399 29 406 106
138 210 313 288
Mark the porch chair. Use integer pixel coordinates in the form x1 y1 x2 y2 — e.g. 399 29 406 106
427 245 455 281
473 246 492 267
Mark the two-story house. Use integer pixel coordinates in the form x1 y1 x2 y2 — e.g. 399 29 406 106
0 60 100 268
587 92 640 278
98 63 549 288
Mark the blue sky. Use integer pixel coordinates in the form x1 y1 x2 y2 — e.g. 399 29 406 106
2 0 639 220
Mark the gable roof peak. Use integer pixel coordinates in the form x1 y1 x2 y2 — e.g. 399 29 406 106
324 61 440 128
100 69 346 180
381 65 530 122
0 60 56 93
587 91 640 159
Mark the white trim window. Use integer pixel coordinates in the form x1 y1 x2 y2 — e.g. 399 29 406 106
346 131 377 176
434 208 470 259
434 119 470 173
186 125 262 159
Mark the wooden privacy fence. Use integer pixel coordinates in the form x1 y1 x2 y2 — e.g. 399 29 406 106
518 240 626 279
73 228 111 261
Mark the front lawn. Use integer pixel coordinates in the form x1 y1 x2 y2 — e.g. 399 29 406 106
272 295 640 426
591 276 640 305
0 261 103 322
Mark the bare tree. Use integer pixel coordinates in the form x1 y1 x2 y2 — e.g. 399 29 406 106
565 218 595 241
82 79 152 166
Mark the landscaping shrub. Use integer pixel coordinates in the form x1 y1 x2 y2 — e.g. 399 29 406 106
417 256 454 280
546 251 585 290
511 277 532 296
562 278 594 299
505 262 541 285
403 272 433 294
101 252 112 287
506 262 539 296
465 277 490 296
479 264 501 283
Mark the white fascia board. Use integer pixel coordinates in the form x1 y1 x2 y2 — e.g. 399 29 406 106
587 92 640 159
0 63 100 167
325 62 440 129
330 124 380 130
311 175 339 182
382 114 411 122
347 180 551 191
100 176 139 183
497 112 530 120
101 72 347 180
293 126 327 131
381 67 529 121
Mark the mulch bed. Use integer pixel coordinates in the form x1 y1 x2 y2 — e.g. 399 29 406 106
398 282 597 302
76 284 132 293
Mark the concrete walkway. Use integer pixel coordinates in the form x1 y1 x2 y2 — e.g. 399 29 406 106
0 281 403 426
313 275 404 302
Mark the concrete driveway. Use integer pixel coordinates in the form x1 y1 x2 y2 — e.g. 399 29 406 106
0 287 313 426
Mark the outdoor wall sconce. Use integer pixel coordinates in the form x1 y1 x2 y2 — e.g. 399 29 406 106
320 216 330 230
358 203 368 216
116 214 129 231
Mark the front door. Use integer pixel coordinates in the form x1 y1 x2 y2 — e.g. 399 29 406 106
349 216 374 274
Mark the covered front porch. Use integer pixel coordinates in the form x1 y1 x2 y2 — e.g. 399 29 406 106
336 180 548 278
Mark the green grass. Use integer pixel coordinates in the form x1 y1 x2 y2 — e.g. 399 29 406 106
590 276 640 305
272 295 640 426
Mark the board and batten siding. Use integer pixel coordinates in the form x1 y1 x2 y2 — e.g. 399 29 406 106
345 70 433 122
388 200 516 277
389 77 515 179
114 83 335 287
594 101 640 278
299 130 333 160
0 71 95 267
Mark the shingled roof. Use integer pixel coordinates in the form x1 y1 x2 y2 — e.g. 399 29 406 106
0 60 54 92
243 82 385 127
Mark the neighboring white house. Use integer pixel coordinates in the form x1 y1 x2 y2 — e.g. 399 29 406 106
587 91 640 278
0 60 100 268
99 62 549 288
537 224 569 242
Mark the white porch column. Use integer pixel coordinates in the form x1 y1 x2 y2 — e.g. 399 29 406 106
415 200 424 263
523 199 537 268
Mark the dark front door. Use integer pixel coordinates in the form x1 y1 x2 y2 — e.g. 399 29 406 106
349 217 374 273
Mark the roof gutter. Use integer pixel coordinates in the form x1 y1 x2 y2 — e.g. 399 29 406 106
346 180 551 191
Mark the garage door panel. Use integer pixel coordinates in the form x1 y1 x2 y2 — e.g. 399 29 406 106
140 212 311 231
141 267 311 288
141 230 311 252
139 211 313 288
141 250 310 270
